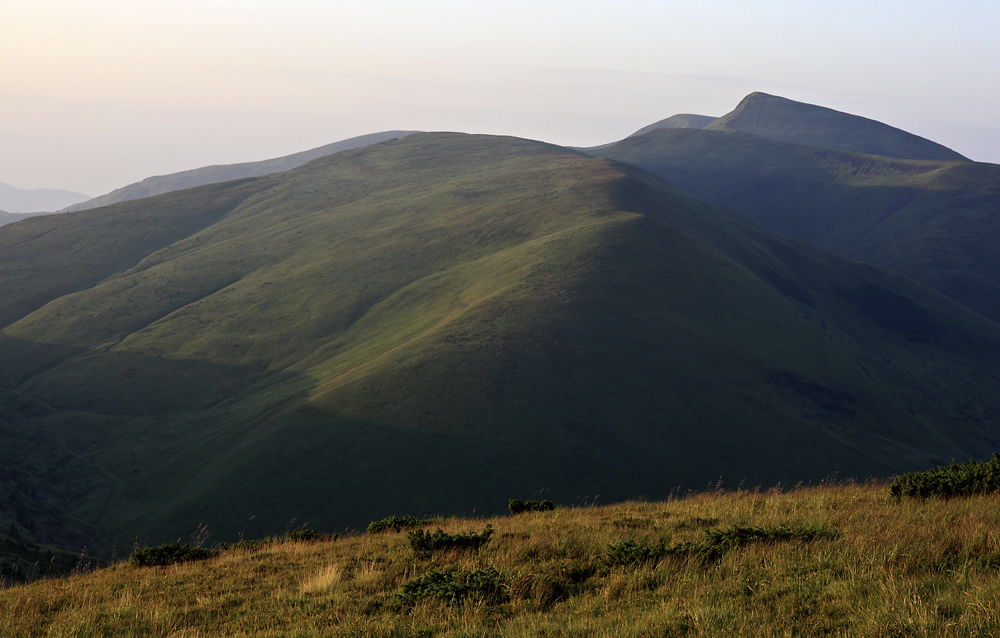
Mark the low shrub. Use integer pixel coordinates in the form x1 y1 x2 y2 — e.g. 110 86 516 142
703 524 839 548
367 515 433 534
408 526 493 554
284 526 336 542
509 499 555 515
398 568 506 605
605 540 668 566
605 523 839 567
890 454 1000 499
130 543 217 567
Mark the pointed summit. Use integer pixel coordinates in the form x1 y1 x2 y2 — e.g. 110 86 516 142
706 92 968 161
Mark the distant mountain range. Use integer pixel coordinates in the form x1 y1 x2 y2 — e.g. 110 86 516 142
628 113 717 137
2 93 999 555
0 182 89 215
62 130 419 213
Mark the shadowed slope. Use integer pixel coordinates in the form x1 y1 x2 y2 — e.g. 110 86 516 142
706 92 968 161
591 127 1000 320
3 133 1000 550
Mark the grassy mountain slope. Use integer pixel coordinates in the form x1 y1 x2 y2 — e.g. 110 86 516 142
0 182 89 214
3 133 1000 552
3 485 1000 636
62 131 419 213
591 127 1000 320
706 92 968 161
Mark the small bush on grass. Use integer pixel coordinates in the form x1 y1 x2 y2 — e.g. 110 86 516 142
130 543 217 567
508 499 555 515
605 523 839 567
367 516 433 534
398 568 506 605
605 540 669 567
890 454 1000 499
703 523 840 548
284 526 336 542
408 526 493 554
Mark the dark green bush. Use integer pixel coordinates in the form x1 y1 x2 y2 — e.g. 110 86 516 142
605 524 838 567
283 526 336 542
508 499 555 515
890 454 1000 499
398 568 506 605
605 540 668 566
367 515 433 534
702 524 839 548
130 542 217 567
408 525 493 554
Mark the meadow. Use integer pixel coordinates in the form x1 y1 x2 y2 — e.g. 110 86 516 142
3 481 999 637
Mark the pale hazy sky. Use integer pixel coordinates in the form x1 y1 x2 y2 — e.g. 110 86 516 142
2 0 998 196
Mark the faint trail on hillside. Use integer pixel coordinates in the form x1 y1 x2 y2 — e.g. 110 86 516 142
9 390 120 530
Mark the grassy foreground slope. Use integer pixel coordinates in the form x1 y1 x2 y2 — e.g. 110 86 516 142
3 484 1000 636
591 127 1000 321
3 133 1000 551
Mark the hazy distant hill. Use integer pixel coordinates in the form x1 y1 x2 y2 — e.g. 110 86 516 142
0 182 89 213
629 113 717 137
705 92 969 161
590 126 1000 321
3 133 1000 551
62 130 420 212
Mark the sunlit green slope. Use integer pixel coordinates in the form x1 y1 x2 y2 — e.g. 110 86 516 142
2 133 1000 551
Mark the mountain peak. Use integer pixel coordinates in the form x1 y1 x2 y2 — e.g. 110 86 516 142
706 92 968 161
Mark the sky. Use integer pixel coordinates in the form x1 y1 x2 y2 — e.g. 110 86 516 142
2 0 998 197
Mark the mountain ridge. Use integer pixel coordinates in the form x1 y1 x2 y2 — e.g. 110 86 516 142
61 130 420 213
3 132 1000 550
705 92 969 161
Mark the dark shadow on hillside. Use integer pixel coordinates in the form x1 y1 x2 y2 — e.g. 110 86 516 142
591 128 1000 323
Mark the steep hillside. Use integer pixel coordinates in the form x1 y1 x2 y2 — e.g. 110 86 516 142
591 127 1000 320
62 130 419 212
706 92 968 161
3 133 1000 552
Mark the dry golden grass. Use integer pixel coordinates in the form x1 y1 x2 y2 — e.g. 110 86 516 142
3 483 1000 636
